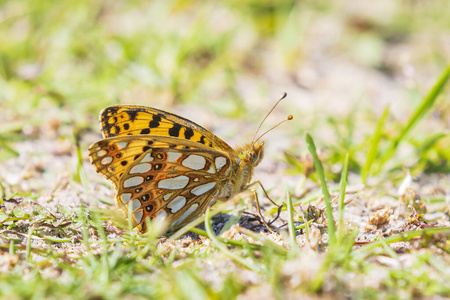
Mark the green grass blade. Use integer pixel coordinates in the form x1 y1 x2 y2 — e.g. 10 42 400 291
379 235 399 259
294 219 313 231
338 153 349 242
128 201 134 233
26 227 33 262
361 105 389 183
9 240 15 255
396 65 450 144
0 180 5 199
43 236 73 243
219 210 242 235
417 132 448 156
353 226 450 255
204 207 261 272
73 129 90 190
305 133 336 245
79 204 96 267
286 192 300 254
380 65 450 165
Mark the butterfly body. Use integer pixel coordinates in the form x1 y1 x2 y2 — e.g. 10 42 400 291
89 105 265 232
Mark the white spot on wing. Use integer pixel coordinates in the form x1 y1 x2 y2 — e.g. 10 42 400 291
182 155 206 170
134 209 143 222
215 157 227 170
157 175 189 189
141 153 154 162
167 196 186 213
116 142 128 149
101 156 113 165
191 182 216 196
173 203 199 226
97 150 107 157
207 166 215 174
163 193 172 201
123 176 144 188
167 152 182 162
129 163 152 174
132 199 141 211
120 193 132 203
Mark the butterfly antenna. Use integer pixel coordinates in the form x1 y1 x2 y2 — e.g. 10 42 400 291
252 92 288 143
254 115 293 144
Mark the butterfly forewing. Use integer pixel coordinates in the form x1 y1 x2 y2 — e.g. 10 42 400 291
100 105 233 152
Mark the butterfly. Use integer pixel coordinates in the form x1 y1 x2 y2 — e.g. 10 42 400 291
88 93 291 232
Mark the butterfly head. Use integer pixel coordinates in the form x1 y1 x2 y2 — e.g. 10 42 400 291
239 141 265 167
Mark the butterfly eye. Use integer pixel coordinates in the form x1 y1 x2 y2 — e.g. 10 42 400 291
243 150 254 162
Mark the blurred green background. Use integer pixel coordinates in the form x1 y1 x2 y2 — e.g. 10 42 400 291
1 0 449 151
0 1 450 299
1 0 449 172
1 0 449 197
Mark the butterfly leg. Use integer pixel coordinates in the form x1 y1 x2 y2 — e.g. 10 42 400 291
247 180 280 207
247 180 284 224
252 190 276 233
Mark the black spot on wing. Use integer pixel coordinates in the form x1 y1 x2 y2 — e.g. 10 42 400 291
97 140 107 147
141 128 150 134
149 114 162 128
114 125 121 135
169 123 182 137
127 110 139 122
101 106 119 122
101 122 113 136
199 135 206 144
123 123 129 130
184 127 194 140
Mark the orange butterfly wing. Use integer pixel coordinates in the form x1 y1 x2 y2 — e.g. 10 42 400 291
99 105 233 151
89 134 235 231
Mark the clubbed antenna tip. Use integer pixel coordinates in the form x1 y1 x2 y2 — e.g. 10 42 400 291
252 94 293 144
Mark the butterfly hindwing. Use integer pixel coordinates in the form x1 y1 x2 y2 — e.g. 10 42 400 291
115 144 232 229
100 105 233 152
